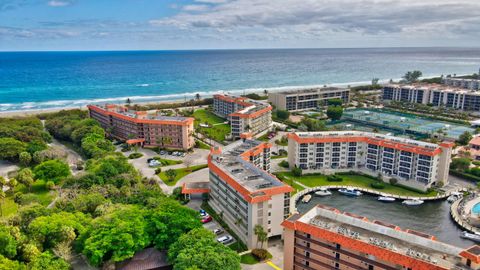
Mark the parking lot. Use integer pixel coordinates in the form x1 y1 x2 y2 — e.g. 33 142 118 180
188 198 237 247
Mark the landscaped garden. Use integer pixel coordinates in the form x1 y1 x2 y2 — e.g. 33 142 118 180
158 164 208 186
152 156 183 166
193 109 230 142
275 171 438 197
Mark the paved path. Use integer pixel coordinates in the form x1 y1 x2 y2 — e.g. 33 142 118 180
49 138 85 175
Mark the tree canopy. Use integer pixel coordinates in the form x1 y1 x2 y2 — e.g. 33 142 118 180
457 131 473 146
326 106 343 121
403 70 423 83
33 159 71 184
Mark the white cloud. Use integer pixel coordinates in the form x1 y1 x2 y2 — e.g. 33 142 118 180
182 4 209 12
194 0 228 3
47 0 73 7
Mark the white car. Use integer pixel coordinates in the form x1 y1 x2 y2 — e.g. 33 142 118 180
213 228 224 235
148 160 161 167
217 235 233 244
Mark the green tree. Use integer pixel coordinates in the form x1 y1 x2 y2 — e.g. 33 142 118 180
292 167 302 177
450 158 471 172
372 78 380 86
26 140 47 155
254 224 268 249
0 225 17 259
71 125 105 144
17 168 35 192
276 110 290 120
0 191 5 217
457 131 473 146
327 98 343 106
326 106 343 120
403 70 423 83
27 252 69 270
0 138 27 162
81 205 151 266
19 152 32 167
165 169 177 183
33 159 71 184
168 228 240 270
0 255 25 270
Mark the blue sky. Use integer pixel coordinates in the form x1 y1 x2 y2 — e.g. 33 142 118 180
1 0 480 51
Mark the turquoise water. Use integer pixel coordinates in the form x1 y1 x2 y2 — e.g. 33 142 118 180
1 48 479 111
472 203 480 215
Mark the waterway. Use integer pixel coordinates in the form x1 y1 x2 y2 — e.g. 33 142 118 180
296 192 475 248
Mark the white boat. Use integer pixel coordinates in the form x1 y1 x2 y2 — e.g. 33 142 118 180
301 194 312 203
378 196 395 202
461 231 480 242
315 188 332 197
338 188 362 197
447 195 460 203
402 199 424 206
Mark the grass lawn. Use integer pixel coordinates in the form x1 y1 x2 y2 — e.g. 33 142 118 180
271 155 287 159
158 164 208 186
0 197 18 218
275 172 437 197
193 109 230 142
240 251 273 265
152 157 183 166
195 140 211 150
14 179 56 206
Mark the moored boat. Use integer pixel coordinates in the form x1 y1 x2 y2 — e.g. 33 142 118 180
402 199 424 206
338 188 362 197
378 196 395 202
461 231 480 242
302 194 312 203
315 188 332 197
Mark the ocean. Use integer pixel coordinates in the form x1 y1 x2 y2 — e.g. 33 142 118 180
0 47 479 112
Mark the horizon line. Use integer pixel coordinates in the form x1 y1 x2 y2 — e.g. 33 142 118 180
1 45 480 53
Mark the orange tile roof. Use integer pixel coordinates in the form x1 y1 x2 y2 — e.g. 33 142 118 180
459 246 480 264
126 138 145 144
229 105 272 119
181 183 210 194
470 136 480 146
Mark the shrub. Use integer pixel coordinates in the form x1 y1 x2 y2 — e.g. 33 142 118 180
251 249 268 261
389 178 398 185
278 149 287 156
327 175 342 182
128 152 143 159
473 161 480 166
371 182 385 189
279 160 289 168
155 168 162 174
46 181 55 190
292 167 302 177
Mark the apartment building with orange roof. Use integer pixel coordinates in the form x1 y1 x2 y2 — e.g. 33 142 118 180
88 104 194 150
208 133 293 248
282 204 480 270
213 94 272 139
268 87 350 112
288 131 453 191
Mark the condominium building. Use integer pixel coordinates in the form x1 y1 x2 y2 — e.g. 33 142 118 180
213 94 272 138
444 77 480 91
287 131 453 191
282 204 480 270
382 84 480 111
268 87 350 112
208 133 293 248
88 104 194 150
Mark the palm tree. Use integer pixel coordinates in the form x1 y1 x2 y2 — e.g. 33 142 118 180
254 224 268 249
126 98 132 105
195 93 201 101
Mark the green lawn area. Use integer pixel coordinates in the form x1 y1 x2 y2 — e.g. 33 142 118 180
152 157 183 166
275 172 437 197
14 179 56 206
158 164 208 186
271 155 287 159
240 251 273 265
195 140 211 150
193 109 230 142
0 197 18 218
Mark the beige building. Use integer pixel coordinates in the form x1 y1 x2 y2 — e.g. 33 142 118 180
213 94 272 138
208 134 293 248
88 104 194 150
268 87 350 112
282 204 480 270
288 131 454 191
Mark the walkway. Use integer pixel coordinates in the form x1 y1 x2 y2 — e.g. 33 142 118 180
451 194 480 234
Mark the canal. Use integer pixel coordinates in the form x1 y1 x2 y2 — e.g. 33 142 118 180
296 192 475 248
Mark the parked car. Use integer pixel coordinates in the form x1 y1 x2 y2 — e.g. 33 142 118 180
201 216 212 223
217 235 233 244
147 158 154 163
159 150 166 155
213 228 224 235
180 152 186 157
148 160 161 167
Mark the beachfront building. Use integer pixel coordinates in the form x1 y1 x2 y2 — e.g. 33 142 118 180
282 204 480 270
87 104 194 150
382 84 480 111
444 77 480 91
268 87 350 112
208 133 293 248
213 94 272 139
287 131 454 191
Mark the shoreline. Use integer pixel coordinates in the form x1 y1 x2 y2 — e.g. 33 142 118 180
0 73 468 118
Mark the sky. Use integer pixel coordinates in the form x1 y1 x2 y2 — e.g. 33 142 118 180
0 0 480 51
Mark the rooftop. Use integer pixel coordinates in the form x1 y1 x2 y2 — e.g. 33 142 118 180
214 94 271 117
91 104 191 122
273 86 348 95
285 204 469 269
386 83 480 94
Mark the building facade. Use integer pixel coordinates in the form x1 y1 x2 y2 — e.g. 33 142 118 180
282 204 480 270
287 131 453 190
88 104 194 150
268 87 350 112
444 77 480 91
213 94 272 138
382 84 480 111
208 134 293 248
